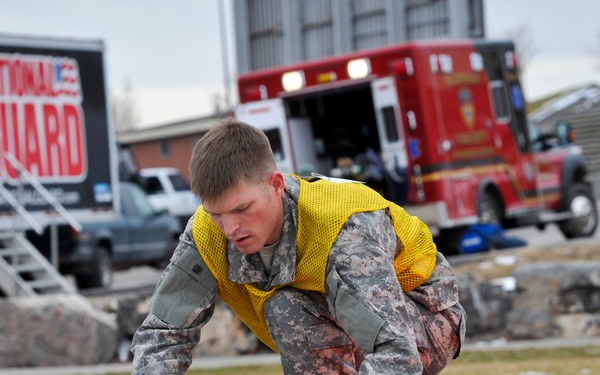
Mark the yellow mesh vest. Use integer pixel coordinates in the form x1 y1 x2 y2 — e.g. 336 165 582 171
192 177 437 352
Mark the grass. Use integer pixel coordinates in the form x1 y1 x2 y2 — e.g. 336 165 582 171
108 346 600 375
443 346 600 375
183 365 283 375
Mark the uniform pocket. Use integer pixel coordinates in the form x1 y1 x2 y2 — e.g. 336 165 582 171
327 268 385 353
150 247 216 327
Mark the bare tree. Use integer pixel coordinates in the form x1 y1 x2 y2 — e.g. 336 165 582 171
111 78 140 133
505 23 541 77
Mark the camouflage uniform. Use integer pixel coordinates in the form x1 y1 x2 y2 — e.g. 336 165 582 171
131 175 466 374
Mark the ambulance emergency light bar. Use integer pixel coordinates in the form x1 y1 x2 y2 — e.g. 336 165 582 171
282 70 305 91
281 57 372 92
347 58 371 79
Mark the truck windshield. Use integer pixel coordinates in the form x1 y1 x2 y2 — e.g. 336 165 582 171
169 174 191 191
129 186 155 217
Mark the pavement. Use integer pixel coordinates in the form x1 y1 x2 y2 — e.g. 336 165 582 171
2 337 600 375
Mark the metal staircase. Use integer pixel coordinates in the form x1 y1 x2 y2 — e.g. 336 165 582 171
0 231 76 296
0 153 80 296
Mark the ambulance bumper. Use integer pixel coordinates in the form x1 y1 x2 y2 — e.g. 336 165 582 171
403 202 477 235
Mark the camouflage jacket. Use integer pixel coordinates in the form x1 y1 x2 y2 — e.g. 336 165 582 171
131 175 462 374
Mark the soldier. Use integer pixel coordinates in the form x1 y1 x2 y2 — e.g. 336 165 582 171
131 118 466 374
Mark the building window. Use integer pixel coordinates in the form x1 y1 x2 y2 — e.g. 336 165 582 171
351 0 387 50
406 0 450 40
160 139 170 158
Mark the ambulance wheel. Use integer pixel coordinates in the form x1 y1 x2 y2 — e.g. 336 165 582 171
558 183 598 239
478 191 503 225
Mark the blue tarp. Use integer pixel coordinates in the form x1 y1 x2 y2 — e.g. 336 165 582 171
459 224 527 254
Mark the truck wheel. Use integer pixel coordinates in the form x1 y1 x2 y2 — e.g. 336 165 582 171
75 247 113 289
478 192 502 224
558 183 598 239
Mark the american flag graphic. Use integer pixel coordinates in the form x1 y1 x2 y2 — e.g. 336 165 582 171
54 58 82 99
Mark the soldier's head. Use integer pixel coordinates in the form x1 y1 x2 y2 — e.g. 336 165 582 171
190 117 278 199
190 117 284 254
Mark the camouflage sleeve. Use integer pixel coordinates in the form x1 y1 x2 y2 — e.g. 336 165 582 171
131 217 219 375
325 209 424 374
405 251 460 312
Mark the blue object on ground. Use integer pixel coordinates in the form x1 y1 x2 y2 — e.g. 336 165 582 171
459 224 527 254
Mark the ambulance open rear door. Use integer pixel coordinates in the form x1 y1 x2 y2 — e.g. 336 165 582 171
235 98 294 173
371 77 410 203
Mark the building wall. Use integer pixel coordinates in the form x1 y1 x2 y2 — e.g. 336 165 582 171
118 117 219 183
235 0 484 73
127 134 203 182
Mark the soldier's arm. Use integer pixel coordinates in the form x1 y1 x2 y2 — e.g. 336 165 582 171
131 220 218 375
325 209 424 374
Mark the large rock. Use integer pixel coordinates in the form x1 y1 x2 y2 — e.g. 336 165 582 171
457 273 513 338
87 287 154 338
191 299 261 357
507 261 600 340
0 294 119 367
88 292 261 359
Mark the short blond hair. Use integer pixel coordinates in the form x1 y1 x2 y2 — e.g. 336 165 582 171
189 117 277 201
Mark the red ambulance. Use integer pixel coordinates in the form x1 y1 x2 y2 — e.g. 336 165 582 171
235 39 598 253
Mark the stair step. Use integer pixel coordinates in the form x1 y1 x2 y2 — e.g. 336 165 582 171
27 278 61 290
0 220 75 296
0 248 28 257
12 263 46 273
0 232 14 240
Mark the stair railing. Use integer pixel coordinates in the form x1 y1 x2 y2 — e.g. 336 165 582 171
2 152 82 269
5 153 82 232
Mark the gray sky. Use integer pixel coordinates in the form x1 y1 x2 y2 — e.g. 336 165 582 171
1 0 600 128
0 0 235 127
486 0 600 102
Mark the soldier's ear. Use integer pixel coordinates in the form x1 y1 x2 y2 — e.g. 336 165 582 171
268 171 285 196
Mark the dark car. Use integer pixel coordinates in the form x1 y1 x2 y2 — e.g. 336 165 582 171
27 182 181 289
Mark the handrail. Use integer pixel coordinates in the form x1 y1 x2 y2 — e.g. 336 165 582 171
0 184 44 234
4 152 82 232
0 252 36 296
14 233 77 293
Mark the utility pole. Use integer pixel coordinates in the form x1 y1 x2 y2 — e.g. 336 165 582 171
218 0 231 112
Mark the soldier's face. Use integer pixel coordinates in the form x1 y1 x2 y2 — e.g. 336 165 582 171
202 172 285 255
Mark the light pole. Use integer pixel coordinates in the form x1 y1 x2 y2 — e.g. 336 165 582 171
218 0 231 112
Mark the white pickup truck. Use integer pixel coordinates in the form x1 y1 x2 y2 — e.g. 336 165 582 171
137 168 199 227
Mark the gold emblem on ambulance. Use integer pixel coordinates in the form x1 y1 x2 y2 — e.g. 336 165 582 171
459 88 475 129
